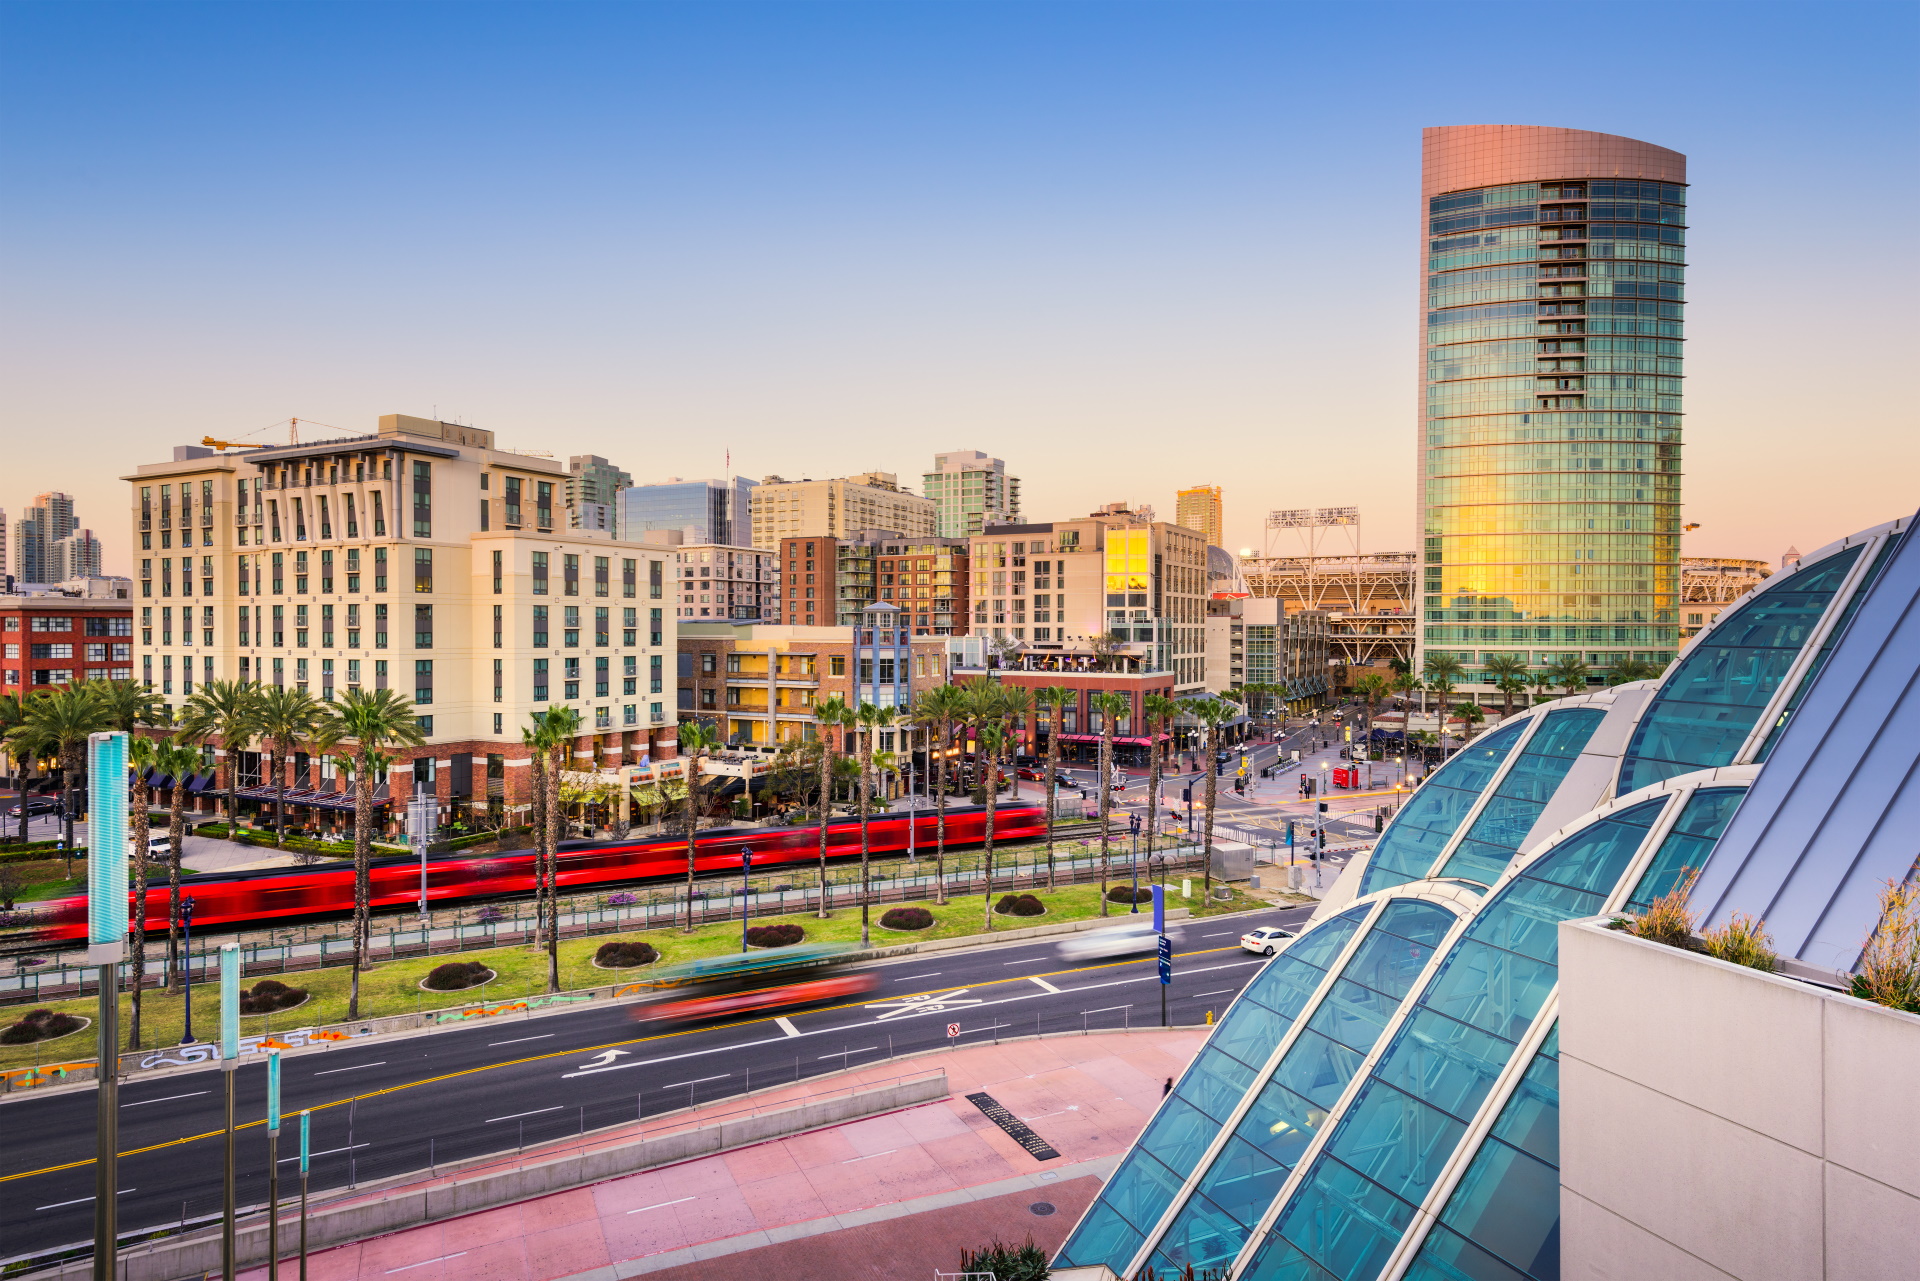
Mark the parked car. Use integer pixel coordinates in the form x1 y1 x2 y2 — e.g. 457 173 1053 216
1056 919 1183 962
132 832 173 860
4 796 63 819
1240 925 1296 957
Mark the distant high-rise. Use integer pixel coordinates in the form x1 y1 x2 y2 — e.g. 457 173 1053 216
0 507 8 579
748 473 937 551
12 491 78 585
52 529 103 580
923 451 1020 538
1421 126 1685 693
567 455 633 537
1174 484 1224 549
619 476 756 546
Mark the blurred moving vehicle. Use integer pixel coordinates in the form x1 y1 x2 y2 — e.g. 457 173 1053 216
4 795 63 819
1239 925 1295 956
1056 918 1181 962
629 944 879 1026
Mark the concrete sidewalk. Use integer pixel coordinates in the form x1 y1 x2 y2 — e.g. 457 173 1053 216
237 1028 1205 1281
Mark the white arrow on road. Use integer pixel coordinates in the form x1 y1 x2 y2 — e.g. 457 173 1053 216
574 1049 631 1071
863 989 984 1021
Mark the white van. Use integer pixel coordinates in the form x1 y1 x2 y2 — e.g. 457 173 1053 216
131 832 173 861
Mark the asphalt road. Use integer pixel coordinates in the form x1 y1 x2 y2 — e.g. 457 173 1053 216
0 901 1315 1262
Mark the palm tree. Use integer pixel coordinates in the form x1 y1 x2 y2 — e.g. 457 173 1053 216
677 720 722 934
253 685 328 846
853 702 893 946
1142 692 1181 866
1185 697 1240 898
1546 654 1591 698
975 720 1011 926
533 705 581 991
316 687 425 1018
1032 686 1076 891
1089 691 1131 917
177 679 262 830
125 733 160 1048
94 678 167 735
811 696 852 917
1605 656 1665 685
1482 654 1530 720
910 685 968 905
521 717 552 940
978 682 1032 927
152 736 204 995
18 684 112 851
1423 654 1465 753
1352 672 1391 726
1528 668 1557 706
1454 700 1486 742
1 691 43 847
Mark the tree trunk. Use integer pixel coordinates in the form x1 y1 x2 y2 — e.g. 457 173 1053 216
1043 712 1059 891
273 743 290 847
932 719 948 906
62 747 80 851
14 751 28 846
816 731 833 917
168 785 187 1000
980 734 999 929
1144 715 1163 867
857 729 872 948
1202 729 1219 898
683 758 701 933
1097 724 1113 916
347 747 375 1021
165 783 184 995
545 743 562 992
128 777 149 1048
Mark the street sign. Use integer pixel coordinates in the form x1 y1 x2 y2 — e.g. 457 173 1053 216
1156 934 1172 985
947 1022 961 1039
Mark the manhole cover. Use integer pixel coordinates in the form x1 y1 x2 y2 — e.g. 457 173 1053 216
1029 1202 1056 1216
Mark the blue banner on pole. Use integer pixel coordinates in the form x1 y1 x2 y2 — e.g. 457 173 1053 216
1151 883 1165 935
219 944 241 1061
267 1050 281 1134
299 1110 311 1174
85 731 129 957
1157 934 1172 985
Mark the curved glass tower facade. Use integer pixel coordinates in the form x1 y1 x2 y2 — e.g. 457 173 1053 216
1420 125 1687 693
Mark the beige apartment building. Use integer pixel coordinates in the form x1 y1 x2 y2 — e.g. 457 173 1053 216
124 414 678 821
748 472 937 551
966 505 1210 696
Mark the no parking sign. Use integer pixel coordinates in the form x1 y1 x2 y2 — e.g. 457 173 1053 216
947 1022 961 1039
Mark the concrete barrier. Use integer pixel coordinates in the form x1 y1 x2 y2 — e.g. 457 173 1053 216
28 1073 949 1281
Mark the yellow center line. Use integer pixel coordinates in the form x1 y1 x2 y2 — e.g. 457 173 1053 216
1 941 1259 1184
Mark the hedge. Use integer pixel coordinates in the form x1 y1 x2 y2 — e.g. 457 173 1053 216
0 845 87 866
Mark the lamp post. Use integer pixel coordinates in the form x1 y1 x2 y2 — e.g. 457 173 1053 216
740 849 754 952
179 895 198 1045
408 790 435 920
87 731 129 1281
219 942 241 1281
266 1049 282 1281
298 1110 311 1281
1129 812 1141 912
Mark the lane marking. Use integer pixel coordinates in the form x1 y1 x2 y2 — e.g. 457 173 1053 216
313 1061 386 1076
485 1106 563 1124
1191 988 1237 998
36 1190 133 1211
0 935 1291 1183
121 1091 208 1108
1028 976 1061 994
487 1035 555 1047
818 1047 876 1060
386 1253 466 1274
895 972 943 981
842 1149 896 1163
662 1073 730 1089
278 1143 368 1163
1001 957 1045 966
1201 931 1235 938
628 1196 695 1214
774 1017 801 1038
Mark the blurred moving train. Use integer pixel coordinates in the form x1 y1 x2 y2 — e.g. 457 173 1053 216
30 804 1048 941
629 945 880 1025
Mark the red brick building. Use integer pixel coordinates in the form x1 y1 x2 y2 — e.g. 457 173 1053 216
0 596 135 692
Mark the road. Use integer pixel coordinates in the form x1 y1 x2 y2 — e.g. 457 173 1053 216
0 901 1315 1262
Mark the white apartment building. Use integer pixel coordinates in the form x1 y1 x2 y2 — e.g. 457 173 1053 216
747 472 937 551
923 450 1020 538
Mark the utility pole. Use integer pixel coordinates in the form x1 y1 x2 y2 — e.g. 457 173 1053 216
87 732 129 1281
267 1050 282 1280
220 942 241 1280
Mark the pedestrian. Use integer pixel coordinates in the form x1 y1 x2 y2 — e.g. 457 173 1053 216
1163 1077 1173 1098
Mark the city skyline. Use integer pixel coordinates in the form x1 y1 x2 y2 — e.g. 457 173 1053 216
2 2 1911 578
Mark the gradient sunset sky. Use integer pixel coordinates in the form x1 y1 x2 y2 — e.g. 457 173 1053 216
3 0 1914 574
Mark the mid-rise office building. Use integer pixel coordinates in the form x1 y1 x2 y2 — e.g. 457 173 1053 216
619 476 755 547
775 531 970 634
1420 125 1685 692
968 505 1209 695
124 416 678 824
1176 484 1224 550
567 454 632 537
748 472 937 550
923 450 1020 538
658 539 777 621
1203 596 1330 714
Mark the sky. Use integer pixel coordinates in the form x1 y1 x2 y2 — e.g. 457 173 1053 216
2 0 1915 576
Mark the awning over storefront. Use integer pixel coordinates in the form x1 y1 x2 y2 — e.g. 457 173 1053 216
1050 734 1168 746
231 784 391 812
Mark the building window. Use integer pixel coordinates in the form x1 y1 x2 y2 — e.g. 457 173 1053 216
564 605 580 647
533 605 549 647
415 604 433 649
564 656 580 700
831 655 846 676
564 554 580 596
415 547 432 593
594 556 609 597
595 606 609 647
595 655 610 697
536 481 554 529
649 560 663 599
532 552 548 595
650 608 662 646
504 476 522 526
493 658 503 703
492 550 503 594
623 559 637 599
533 657 549 701
374 602 388 648
415 659 434 705
650 654 663 693
412 461 432 537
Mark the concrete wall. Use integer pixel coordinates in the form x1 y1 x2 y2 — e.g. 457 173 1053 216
1557 918 1920 1281
37 1073 948 1281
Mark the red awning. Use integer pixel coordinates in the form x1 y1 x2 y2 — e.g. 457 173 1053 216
1052 734 1167 746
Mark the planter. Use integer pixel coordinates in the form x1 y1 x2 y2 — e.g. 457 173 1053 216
418 964 498 994
589 955 660 971
0 1012 91 1046
240 993 311 1018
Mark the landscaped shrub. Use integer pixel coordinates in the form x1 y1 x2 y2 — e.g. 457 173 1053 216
957 1235 1050 1281
880 906 935 931
238 979 309 1014
1 1008 85 1045
745 923 805 948
995 893 1046 917
1703 913 1777 972
1629 869 1698 948
1853 880 1920 1013
1105 885 1153 904
423 961 495 991
594 940 659 968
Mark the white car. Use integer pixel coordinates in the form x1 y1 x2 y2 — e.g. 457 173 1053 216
1056 919 1181 962
1240 926 1295 956
131 832 172 860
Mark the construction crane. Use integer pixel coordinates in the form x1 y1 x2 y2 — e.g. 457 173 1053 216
201 418 310 452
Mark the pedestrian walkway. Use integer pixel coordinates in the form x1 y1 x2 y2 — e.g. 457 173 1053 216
236 1029 1206 1281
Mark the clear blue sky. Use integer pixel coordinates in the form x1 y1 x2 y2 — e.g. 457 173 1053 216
3 0 1914 571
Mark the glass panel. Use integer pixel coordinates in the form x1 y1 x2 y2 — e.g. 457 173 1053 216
1135 1097 1221 1174
1361 721 1529 894
1519 799 1665 894
1618 545 1862 794
1233 1078 1330 1172
1491 1052 1560 1166
1402 1224 1534 1281
1758 530 1903 760
1255 953 1336 1021
1271 1029 1369 1111
1054 1198 1144 1270
1441 710 1606 884
1326 1079 1468 1205
1196 1136 1293 1227
1340 905 1454 1000
1467 880 1607 965
1150 1192 1252 1275
1104 1148 1185 1229
1626 787 1747 910
1278 909 1368 971
1177 1047 1260 1122
1308 980 1398 1053
1243 1233 1342 1281
1419 939 1560 1044
1274 1156 1418 1281
1375 1007 1514 1122
1374 899 1460 949
1213 995 1298 1071
1436 1139 1562 1279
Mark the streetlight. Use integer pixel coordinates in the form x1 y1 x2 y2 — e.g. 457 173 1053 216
740 848 754 952
179 895 198 1045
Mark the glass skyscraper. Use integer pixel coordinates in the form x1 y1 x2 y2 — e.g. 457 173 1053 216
618 476 756 546
1420 126 1687 694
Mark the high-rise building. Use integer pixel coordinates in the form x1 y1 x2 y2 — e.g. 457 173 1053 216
922 450 1020 538
1420 125 1686 693
0 507 8 579
774 531 970 634
1175 484 1224 549
748 473 937 550
619 476 755 547
12 491 78 585
567 455 633 537
51 529 103 581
